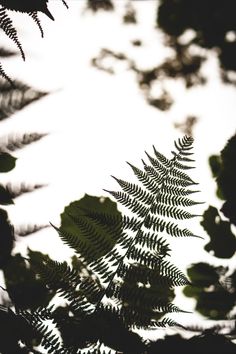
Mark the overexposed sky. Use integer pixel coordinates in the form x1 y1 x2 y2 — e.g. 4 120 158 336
0 0 235 331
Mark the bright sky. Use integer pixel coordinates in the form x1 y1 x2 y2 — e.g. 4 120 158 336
0 0 235 334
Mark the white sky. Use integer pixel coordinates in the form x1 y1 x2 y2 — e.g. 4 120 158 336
0 0 235 334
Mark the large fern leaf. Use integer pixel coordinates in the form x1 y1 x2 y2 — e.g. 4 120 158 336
29 136 202 353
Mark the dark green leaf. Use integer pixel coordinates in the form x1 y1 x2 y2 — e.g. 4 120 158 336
201 206 236 258
0 184 14 205
0 152 16 172
0 208 14 268
60 194 122 261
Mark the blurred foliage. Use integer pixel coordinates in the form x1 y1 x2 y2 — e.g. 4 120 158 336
201 206 236 258
157 0 236 84
217 134 236 224
0 0 68 82
0 79 48 121
183 134 236 322
0 152 16 172
183 263 236 319
86 0 114 12
174 116 198 137
148 332 236 354
3 251 53 310
123 2 137 24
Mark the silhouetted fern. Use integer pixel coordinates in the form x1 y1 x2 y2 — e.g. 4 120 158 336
0 0 68 82
18 135 202 353
0 79 48 120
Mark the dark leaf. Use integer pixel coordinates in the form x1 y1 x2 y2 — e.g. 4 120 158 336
0 208 14 268
201 206 236 258
0 152 16 172
0 184 14 205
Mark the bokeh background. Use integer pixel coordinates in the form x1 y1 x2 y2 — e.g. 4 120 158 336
0 0 236 341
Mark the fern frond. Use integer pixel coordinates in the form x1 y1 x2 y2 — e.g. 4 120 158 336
28 12 44 37
41 135 201 349
104 190 148 218
1 132 47 152
150 203 199 219
0 62 13 85
153 145 172 167
118 263 189 287
135 231 171 255
51 224 97 260
148 317 185 329
67 213 117 258
0 7 25 60
0 80 48 121
162 184 200 196
4 182 46 198
84 210 141 232
145 151 167 175
158 193 202 207
126 246 160 269
112 176 154 205
127 162 159 193
15 223 48 237
158 259 189 285
61 0 69 9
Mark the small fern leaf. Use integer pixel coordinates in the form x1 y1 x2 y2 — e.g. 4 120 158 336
61 0 69 8
144 165 164 184
162 184 199 196
0 7 25 60
28 12 44 37
112 176 154 205
151 203 199 219
174 160 195 170
126 162 159 193
164 175 197 188
153 145 172 167
104 190 149 218
136 231 171 256
169 167 196 183
149 317 185 329
0 62 13 85
158 192 202 207
158 259 189 285
145 151 167 176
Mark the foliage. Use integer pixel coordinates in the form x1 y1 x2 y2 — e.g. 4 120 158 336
157 0 236 84
86 0 114 12
0 0 68 83
183 133 236 321
0 135 202 353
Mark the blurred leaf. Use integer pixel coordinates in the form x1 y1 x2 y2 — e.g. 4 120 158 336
0 152 16 172
3 252 53 310
201 206 236 258
0 184 14 205
0 79 48 122
195 290 235 320
15 223 49 237
4 182 46 199
217 134 236 224
0 208 14 268
209 155 222 178
0 132 47 153
87 0 114 12
184 262 235 319
60 194 122 262
0 306 38 353
186 262 220 287
157 0 236 79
